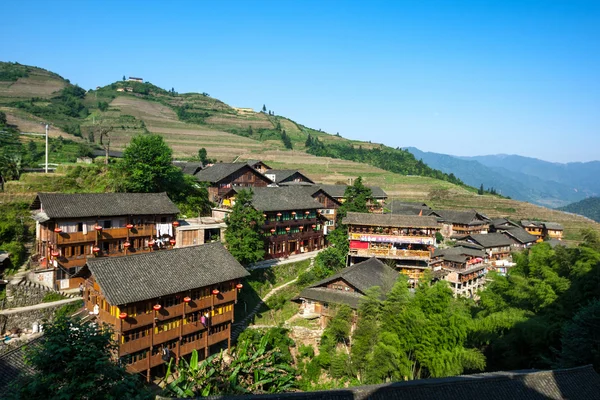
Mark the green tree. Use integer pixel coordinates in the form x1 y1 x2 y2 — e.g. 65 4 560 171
224 189 265 265
339 177 373 217
0 110 6 125
281 131 293 149
118 134 180 193
8 315 150 400
122 75 126 81
198 147 208 164
478 183 484 195
164 329 296 396
97 101 109 111
262 104 267 112
559 299 600 369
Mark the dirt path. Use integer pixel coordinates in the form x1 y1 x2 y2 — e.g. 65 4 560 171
232 257 317 341
0 297 81 315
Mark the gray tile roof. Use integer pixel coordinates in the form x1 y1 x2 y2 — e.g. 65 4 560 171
520 220 544 228
314 257 399 294
433 246 486 258
343 212 440 229
298 258 398 309
500 227 538 244
206 365 600 400
233 187 324 212
264 170 315 184
173 161 203 176
544 222 564 231
86 242 249 306
430 209 491 225
388 201 432 216
491 218 520 229
194 163 272 184
466 233 514 248
0 337 43 397
32 192 179 219
297 287 364 309
319 184 388 199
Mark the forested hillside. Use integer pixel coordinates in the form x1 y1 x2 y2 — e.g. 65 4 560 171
558 197 600 222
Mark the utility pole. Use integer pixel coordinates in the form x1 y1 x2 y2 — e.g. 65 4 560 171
45 124 49 173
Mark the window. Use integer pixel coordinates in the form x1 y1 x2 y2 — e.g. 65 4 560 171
77 222 83 232
103 220 112 229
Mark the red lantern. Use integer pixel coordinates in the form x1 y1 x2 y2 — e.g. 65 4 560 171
54 227 62 233
299 226 304 230
276 212 282 217
236 283 243 290
119 312 128 320
126 224 134 229
51 251 59 257
212 289 220 296
169 239 176 246
183 296 191 303
153 304 162 311
305 211 310 215
123 241 131 248
263 214 267 218
291 211 296 215
172 221 180 227
93 246 100 253
148 240 155 247
285 227 290 232
312 224 316 228
270 228 276 233
94 225 103 231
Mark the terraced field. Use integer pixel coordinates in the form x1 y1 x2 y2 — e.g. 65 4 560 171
1 62 599 242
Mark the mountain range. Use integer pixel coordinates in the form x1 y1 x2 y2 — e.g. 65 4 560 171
405 147 600 208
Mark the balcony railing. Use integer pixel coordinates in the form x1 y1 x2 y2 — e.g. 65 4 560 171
180 337 207 356
263 217 317 227
350 248 430 260
207 328 230 346
120 336 151 356
153 328 181 346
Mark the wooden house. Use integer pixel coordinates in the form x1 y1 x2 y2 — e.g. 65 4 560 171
319 184 388 213
295 257 398 327
428 209 491 238
221 186 326 259
543 222 564 240
173 161 203 177
388 201 432 216
264 170 315 185
490 219 538 250
343 212 440 286
82 243 249 381
194 163 272 203
31 192 179 290
245 159 272 174
431 246 488 297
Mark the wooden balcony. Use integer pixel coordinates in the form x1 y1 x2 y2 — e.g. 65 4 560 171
186 297 213 313
207 328 230 346
183 322 206 336
122 312 154 331
214 290 236 306
57 231 95 245
264 217 317 228
126 357 150 374
350 248 430 260
211 311 233 326
120 336 151 356
154 304 184 322
180 338 206 356
153 328 180 346
265 231 322 242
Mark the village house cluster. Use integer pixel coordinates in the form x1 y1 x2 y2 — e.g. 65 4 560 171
25 158 564 377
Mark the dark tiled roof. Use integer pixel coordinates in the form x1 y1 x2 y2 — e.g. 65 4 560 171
297 287 364 309
491 218 519 229
32 192 179 219
91 149 123 158
454 240 485 250
467 233 513 248
173 161 203 176
343 212 440 229
546 238 566 248
544 222 564 231
388 201 432 216
201 365 600 400
500 227 538 244
0 337 43 397
86 243 249 306
244 159 271 170
234 187 324 212
313 257 399 294
433 246 485 258
194 163 272 184
521 220 544 228
264 170 315 184
319 185 388 199
430 209 490 225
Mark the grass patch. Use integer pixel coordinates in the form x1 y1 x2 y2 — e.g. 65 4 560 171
42 292 67 303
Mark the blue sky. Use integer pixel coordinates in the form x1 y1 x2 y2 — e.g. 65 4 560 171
2 0 599 162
